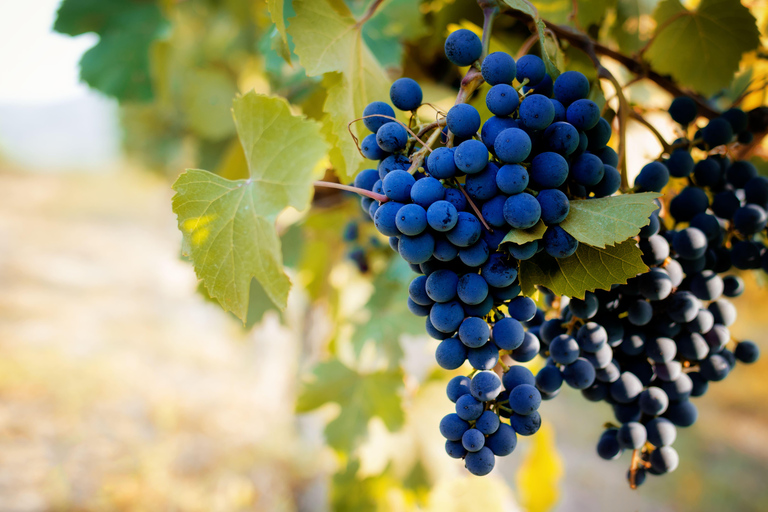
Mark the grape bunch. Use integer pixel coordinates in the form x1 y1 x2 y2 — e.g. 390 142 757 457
349 28 621 475
528 98 763 487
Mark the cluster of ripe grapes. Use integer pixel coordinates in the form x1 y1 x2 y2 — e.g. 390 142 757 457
343 27 762 482
349 28 624 475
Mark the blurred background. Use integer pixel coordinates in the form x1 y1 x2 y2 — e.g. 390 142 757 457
0 1 767 511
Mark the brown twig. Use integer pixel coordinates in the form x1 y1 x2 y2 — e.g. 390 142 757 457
451 179 493 232
355 0 385 27
516 33 539 59
501 9 719 118
629 448 641 489
629 109 673 154
313 181 389 203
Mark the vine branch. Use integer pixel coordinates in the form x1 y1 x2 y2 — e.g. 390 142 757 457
313 181 389 203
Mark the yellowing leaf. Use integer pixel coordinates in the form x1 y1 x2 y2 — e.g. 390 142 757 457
516 423 563 512
559 192 660 249
267 0 291 63
501 219 547 246
645 0 761 96
288 0 391 182
519 239 648 299
172 92 328 319
297 360 405 453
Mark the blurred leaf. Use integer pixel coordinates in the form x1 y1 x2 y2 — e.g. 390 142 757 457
288 0 392 182
501 219 547 246
576 0 615 28
515 423 563 512
172 93 328 319
55 0 167 101
362 0 429 68
183 68 239 141
267 0 291 63
559 192 660 248
297 360 405 452
352 258 425 365
646 0 761 96
519 239 648 298
501 0 562 78
610 0 659 54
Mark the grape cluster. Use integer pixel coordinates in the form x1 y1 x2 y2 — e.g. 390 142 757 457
529 98 762 486
348 28 622 475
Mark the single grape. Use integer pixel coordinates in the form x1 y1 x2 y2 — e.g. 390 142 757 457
516 54 546 85
389 77 422 111
436 337 468 370
481 51 516 85
519 94 555 130
494 128 532 163
529 152 569 188
669 96 697 125
363 101 395 132
456 394 484 421
566 99 601 130
447 104 481 139
504 193 541 229
445 29 482 66
542 226 579 258
427 147 457 179
486 84 519 116
470 370 503 402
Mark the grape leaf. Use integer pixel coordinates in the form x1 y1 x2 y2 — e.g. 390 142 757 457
267 0 291 63
361 0 429 68
576 0 615 28
296 360 405 453
54 0 166 101
288 0 391 182
500 220 547 246
559 192 660 249
182 68 239 141
516 423 564 512
519 239 648 298
171 92 329 319
645 0 761 96
501 0 562 78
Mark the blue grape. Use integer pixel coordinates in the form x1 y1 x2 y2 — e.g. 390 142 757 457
491 317 525 351
650 446 679 474
481 116 518 150
503 193 541 229
426 269 459 303
566 99 601 130
672 227 708 260
395 203 427 236
476 410 500 435
481 253 518 288
454 139 489 174
544 122 579 154
595 146 619 167
481 195 508 228
373 201 404 236
511 331 541 362
639 386 669 416
597 429 622 460
733 204 768 235
456 394 484 421
550 334 580 365
459 239 490 267
439 413 470 441
445 29 482 66
665 399 698 427
447 104 481 139
542 226 578 258
511 411 541 436
407 297 430 316
735 341 759 363
609 372 643 403
617 422 647 450
515 54 545 85
669 96 697 125
462 428 486 452
496 164 529 194
389 77 422 111
470 370 503 402
494 128 532 163
458 316 491 348
745 176 768 205
464 295 495 318
702 117 734 147
354 168 380 192
508 296 537 322
446 212 482 247
486 84 519 116
433 237 459 261
666 149 695 178
468 343 499 370
485 423 517 457
465 163 499 200
523 73 553 96
550 99 566 122
727 161 758 188
399 232 434 264
457 274 489 305
445 440 467 459
427 200 459 232
634 161 670 192
410 177 445 207
519 94 555 130
436 337 468 370
669 186 709 222
508 241 538 260
591 165 622 196
427 147 457 179
481 52 516 85
529 152 568 188
563 357 596 389
382 170 415 202
586 117 612 151
509 384 541 415
570 153 605 186
537 189 570 225
553 71 589 105
447 375 471 402
429 300 464 333
408 275 432 306
361 134 388 160
465 446 496 475
502 365 535 391
376 122 407 152
363 101 395 132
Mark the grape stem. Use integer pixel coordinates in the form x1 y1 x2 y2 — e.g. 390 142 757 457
629 448 641 489
313 181 389 203
451 178 494 232
500 9 719 119
407 126 444 174
480 7 499 60
355 0 386 27
516 34 539 59
348 115 433 158
629 109 673 154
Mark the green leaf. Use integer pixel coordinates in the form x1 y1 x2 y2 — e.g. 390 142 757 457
559 192 660 249
500 219 547 246
519 240 648 298
296 360 404 453
267 0 291 63
182 68 238 141
171 93 329 319
610 0 658 55
55 0 166 101
501 1 561 78
288 0 391 182
645 0 761 96
361 0 429 68
576 0 615 28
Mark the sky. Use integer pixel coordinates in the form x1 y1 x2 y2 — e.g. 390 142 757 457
0 0 97 105
0 1 120 170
